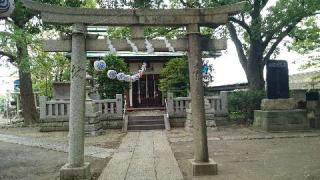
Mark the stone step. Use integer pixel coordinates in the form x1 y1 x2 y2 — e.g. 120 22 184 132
128 119 164 126
128 115 163 121
128 124 165 131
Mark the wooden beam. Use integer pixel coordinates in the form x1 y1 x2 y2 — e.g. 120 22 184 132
22 0 245 26
43 38 227 52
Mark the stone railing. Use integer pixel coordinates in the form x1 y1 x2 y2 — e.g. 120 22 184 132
39 98 70 120
166 91 228 117
94 94 123 117
173 97 191 117
39 94 123 120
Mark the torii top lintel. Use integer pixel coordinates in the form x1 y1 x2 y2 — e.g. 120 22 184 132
22 0 245 26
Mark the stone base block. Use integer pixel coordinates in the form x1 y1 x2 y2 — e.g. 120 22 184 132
101 119 122 129
60 162 91 180
261 98 297 110
253 109 309 132
169 117 186 127
85 128 105 136
189 159 218 176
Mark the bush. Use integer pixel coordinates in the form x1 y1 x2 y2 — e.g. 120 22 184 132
95 55 129 99
0 96 5 114
228 90 266 124
159 57 189 97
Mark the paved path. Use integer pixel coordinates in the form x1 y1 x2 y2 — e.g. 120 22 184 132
0 133 114 158
98 130 183 180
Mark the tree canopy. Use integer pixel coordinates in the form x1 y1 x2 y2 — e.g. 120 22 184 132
289 16 320 69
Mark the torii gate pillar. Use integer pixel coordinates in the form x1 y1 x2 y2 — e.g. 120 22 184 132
60 23 91 180
187 24 218 176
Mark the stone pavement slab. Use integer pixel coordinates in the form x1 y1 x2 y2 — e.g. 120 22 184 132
98 130 183 180
0 133 114 158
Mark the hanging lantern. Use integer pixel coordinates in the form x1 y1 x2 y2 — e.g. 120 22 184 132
116 72 125 81
124 75 131 82
0 0 15 18
94 60 106 71
131 75 136 82
107 70 117 79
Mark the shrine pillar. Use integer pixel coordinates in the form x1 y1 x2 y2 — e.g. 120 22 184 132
187 23 218 176
60 23 91 180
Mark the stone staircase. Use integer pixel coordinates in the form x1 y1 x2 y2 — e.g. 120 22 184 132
127 111 165 131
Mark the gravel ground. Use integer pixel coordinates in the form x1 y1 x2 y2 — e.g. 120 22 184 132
0 126 125 180
0 141 109 180
168 127 320 180
0 127 125 149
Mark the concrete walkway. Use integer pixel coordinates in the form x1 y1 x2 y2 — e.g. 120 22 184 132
0 133 114 158
98 130 183 180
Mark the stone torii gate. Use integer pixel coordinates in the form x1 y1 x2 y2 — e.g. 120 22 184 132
22 0 244 179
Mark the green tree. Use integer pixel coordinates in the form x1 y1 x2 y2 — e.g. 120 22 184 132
0 0 95 124
172 0 320 90
0 95 6 115
288 16 320 87
95 55 130 99
289 16 320 69
159 57 189 97
31 50 70 97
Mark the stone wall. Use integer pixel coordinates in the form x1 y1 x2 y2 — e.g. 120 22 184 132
169 116 186 127
100 116 123 129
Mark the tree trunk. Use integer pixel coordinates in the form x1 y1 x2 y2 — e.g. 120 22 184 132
245 59 265 90
16 43 38 125
245 39 265 91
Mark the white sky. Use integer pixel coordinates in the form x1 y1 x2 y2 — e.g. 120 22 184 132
210 39 309 86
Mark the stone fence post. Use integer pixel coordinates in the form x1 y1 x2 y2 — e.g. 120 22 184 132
220 91 228 115
167 92 174 116
116 94 123 115
39 96 47 120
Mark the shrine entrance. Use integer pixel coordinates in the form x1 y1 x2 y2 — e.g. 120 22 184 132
132 74 162 108
21 0 244 178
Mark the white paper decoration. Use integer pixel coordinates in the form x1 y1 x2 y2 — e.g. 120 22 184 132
145 38 154 54
106 36 116 54
107 70 117 79
94 60 106 71
203 74 210 83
